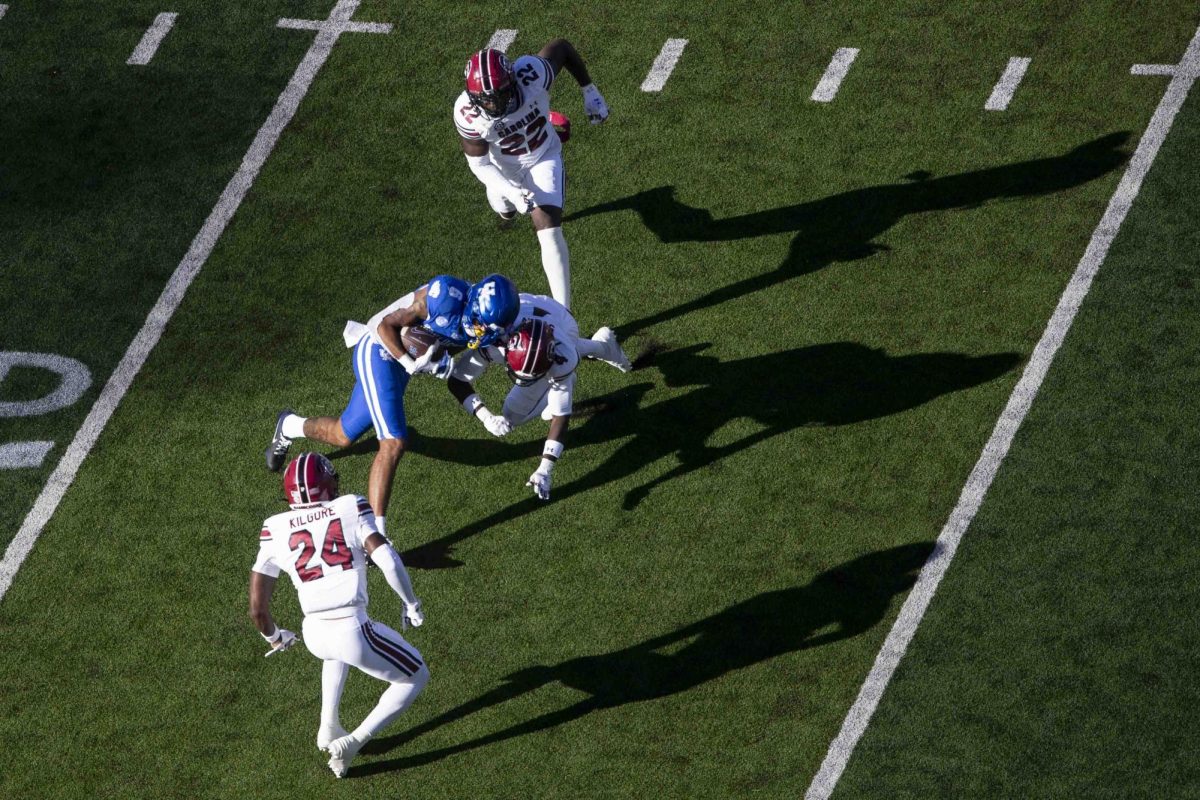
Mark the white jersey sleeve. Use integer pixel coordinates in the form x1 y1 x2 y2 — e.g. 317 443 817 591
254 494 377 619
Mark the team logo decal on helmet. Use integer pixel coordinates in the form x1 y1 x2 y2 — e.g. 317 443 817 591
464 274 519 348
283 452 339 506
465 48 518 119
504 318 556 387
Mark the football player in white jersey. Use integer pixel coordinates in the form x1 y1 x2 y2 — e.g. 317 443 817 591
249 452 428 778
446 293 630 500
455 40 610 308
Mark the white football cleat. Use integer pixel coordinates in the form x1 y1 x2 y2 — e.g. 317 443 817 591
317 723 348 752
590 327 632 373
327 733 363 778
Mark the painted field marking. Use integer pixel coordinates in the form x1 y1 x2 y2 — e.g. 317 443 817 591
806 22 1200 800
0 0 390 603
640 38 688 92
127 12 179 66
486 28 518 52
0 443 54 470
1131 63 1178 76
0 6 8 21
985 56 1031 111
811 47 860 102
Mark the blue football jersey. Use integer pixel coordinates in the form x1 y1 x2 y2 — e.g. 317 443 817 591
423 275 470 345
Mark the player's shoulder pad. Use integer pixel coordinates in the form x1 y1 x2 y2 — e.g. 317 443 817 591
453 90 483 138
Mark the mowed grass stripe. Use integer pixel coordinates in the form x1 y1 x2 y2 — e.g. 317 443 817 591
835 42 1200 800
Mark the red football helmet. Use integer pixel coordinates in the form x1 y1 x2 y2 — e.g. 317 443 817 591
464 48 518 118
283 452 339 506
505 319 556 386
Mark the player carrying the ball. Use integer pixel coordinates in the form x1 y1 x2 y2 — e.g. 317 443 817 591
455 39 610 308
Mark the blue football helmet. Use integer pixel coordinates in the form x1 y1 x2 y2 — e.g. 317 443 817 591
463 274 519 348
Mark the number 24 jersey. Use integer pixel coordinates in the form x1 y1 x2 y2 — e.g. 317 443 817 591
453 54 561 172
252 494 377 620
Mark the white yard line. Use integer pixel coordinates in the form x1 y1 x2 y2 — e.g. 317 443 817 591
0 0 390 603
985 56 1031 111
0 443 54 470
811 47 860 103
127 12 179 66
640 38 688 92
486 28 518 52
805 24 1200 800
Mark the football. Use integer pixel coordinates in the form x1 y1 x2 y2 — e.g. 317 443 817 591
400 325 444 359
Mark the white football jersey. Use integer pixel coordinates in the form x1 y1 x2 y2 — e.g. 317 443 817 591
253 494 377 619
454 54 562 173
517 293 580 382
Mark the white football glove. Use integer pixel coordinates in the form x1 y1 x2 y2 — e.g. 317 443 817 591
264 628 298 657
582 83 609 125
527 466 552 500
404 600 424 629
405 344 439 375
505 186 536 214
479 410 512 437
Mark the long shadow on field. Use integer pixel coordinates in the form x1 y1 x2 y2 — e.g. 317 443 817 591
562 133 1129 338
402 343 1017 569
360 542 935 772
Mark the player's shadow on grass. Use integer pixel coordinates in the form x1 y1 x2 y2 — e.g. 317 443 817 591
361 541 934 772
402 343 1017 568
563 132 1130 337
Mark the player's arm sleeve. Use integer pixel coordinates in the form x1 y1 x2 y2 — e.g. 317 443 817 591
251 532 281 578
369 543 419 606
465 154 518 196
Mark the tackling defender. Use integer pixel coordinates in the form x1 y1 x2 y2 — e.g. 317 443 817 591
250 452 427 778
449 292 630 500
265 274 479 537
455 40 610 308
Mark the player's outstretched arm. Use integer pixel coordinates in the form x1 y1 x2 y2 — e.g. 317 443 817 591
249 570 298 656
538 38 608 124
365 532 424 627
528 414 569 500
453 379 511 437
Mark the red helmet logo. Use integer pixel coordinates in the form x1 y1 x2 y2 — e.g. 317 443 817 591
283 452 339 506
504 319 555 386
464 49 516 118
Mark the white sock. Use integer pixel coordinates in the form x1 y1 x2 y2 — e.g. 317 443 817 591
321 660 350 728
536 226 570 308
281 414 307 439
376 516 386 537
351 667 429 742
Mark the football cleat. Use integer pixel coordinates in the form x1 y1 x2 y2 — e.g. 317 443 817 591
590 327 632 373
283 452 339 507
326 733 364 778
317 723 348 752
464 49 518 119
264 409 293 472
497 210 518 231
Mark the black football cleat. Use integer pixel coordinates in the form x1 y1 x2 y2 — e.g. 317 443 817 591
265 409 294 472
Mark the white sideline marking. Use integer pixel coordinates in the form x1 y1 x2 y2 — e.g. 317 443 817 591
0 442 54 470
985 56 1031 111
811 47 859 102
806 23 1200 800
0 0 390 603
0 6 8 21
486 28 518 52
126 12 179 66
640 38 688 92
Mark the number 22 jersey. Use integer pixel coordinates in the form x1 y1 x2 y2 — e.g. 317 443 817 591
453 54 562 173
252 494 376 619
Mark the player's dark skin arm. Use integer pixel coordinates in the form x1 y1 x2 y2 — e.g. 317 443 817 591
537 38 593 88
546 414 569 449
447 376 476 405
248 571 278 637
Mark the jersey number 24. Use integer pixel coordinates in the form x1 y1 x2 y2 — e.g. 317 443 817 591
289 519 353 583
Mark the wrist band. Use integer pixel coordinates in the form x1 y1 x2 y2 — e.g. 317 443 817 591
543 440 564 460
463 393 484 416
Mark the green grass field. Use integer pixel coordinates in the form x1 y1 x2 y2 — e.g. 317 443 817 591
1 2 1197 797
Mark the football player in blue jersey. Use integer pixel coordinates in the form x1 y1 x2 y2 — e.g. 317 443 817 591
265 275 474 538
